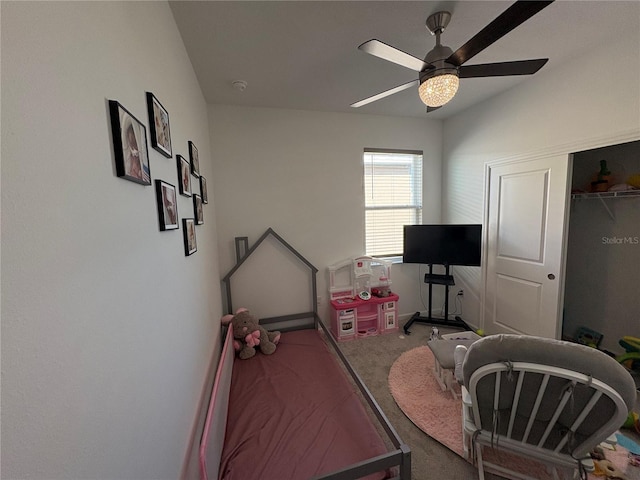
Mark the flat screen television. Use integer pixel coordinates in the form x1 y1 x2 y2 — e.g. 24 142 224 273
403 224 482 266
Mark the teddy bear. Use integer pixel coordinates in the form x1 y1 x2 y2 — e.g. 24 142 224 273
221 308 281 360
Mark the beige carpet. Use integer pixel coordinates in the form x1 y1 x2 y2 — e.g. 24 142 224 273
337 323 498 479
387 344 640 480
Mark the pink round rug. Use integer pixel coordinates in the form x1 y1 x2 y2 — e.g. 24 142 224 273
388 345 464 455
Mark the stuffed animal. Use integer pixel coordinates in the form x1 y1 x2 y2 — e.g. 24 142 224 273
221 308 281 360
592 459 626 479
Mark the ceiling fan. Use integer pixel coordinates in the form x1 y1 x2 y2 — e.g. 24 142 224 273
351 0 554 112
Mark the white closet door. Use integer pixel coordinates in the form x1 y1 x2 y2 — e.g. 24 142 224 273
483 154 569 338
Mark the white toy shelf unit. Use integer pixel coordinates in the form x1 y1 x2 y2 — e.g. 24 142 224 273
328 256 398 341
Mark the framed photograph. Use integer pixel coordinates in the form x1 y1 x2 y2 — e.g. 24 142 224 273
146 92 172 158
155 180 179 231
177 155 192 197
183 218 197 256
200 176 208 204
193 194 204 225
109 100 151 185
189 141 200 177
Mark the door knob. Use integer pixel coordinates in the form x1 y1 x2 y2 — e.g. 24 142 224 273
548 273 555 280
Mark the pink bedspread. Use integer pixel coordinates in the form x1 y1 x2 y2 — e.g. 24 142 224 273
219 329 389 480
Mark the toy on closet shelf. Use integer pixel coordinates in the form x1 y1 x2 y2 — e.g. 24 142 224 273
590 159 613 193
628 173 640 189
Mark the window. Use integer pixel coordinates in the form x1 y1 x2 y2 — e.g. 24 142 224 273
364 149 423 258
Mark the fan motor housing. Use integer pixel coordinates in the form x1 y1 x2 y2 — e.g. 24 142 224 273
424 44 454 65
421 44 458 81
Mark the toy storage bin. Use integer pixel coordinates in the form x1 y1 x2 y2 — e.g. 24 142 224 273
356 302 379 338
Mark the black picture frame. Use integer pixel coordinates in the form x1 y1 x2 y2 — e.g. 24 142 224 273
109 100 151 185
155 180 179 231
193 194 204 225
177 155 192 197
183 218 197 256
146 92 172 158
200 176 208 204
189 141 200 177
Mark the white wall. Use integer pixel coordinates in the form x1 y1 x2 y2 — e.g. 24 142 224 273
208 105 443 321
441 26 640 330
1 2 222 479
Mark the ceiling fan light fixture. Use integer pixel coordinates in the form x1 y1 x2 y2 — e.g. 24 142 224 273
354 2 553 112
418 73 459 108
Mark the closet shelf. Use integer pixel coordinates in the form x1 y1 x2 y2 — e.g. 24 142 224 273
571 190 639 220
571 190 640 200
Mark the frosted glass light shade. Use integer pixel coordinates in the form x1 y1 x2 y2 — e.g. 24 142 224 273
418 73 459 107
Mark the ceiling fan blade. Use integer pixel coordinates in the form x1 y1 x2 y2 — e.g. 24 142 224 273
446 1 554 67
350 79 419 108
459 59 548 78
426 106 441 113
358 39 431 72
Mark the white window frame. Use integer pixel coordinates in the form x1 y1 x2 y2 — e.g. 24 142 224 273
363 148 423 260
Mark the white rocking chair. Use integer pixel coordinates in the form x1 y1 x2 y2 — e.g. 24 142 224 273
460 334 637 480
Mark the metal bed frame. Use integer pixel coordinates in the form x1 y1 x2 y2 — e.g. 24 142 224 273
207 227 411 480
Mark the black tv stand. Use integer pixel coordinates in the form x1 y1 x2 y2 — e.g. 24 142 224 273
403 263 471 334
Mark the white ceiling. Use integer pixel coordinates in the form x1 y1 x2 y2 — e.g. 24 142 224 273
169 1 640 120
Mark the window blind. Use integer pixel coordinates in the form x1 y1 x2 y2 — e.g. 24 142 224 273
364 150 423 257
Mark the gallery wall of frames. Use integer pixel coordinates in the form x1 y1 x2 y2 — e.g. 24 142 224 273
108 92 209 257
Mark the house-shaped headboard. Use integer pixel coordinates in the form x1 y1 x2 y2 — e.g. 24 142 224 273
221 228 319 331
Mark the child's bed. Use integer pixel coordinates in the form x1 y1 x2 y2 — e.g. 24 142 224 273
199 228 411 480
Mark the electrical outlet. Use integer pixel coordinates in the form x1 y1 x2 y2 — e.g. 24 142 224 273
457 290 464 297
